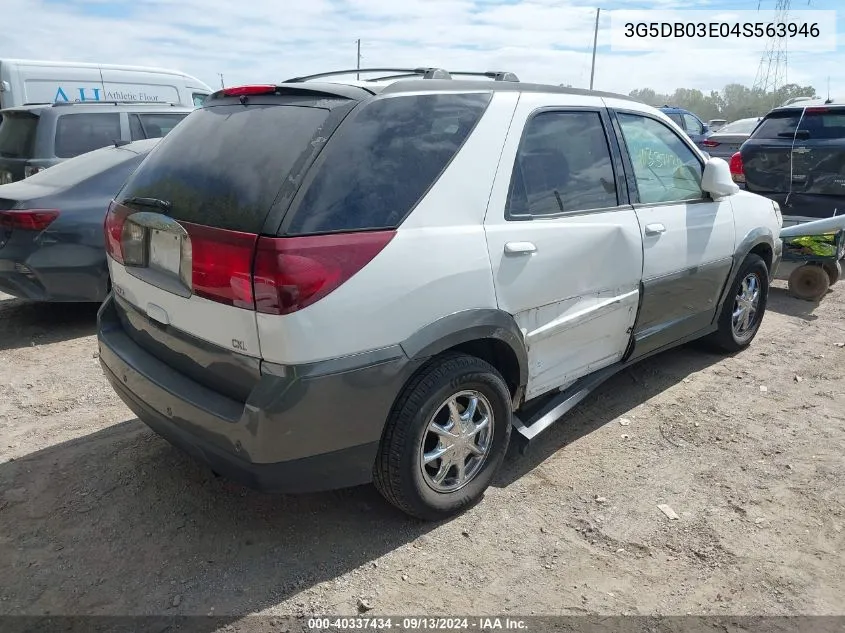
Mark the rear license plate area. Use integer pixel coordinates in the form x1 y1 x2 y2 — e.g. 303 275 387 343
149 229 181 276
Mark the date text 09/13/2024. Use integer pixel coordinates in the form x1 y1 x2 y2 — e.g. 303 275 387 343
307 617 529 631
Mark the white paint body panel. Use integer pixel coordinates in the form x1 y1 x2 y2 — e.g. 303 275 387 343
730 190 784 252
108 259 262 358
256 91 520 365
483 92 644 400
636 198 736 281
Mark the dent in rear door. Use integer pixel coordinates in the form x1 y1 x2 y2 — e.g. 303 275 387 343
483 95 644 401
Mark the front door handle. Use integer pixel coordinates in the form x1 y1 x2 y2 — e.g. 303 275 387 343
644 223 666 236
504 241 537 255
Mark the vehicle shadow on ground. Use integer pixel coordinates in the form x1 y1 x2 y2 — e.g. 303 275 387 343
766 285 825 322
495 344 726 488
0 297 99 351
0 419 433 622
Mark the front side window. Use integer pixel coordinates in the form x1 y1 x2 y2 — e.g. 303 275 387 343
617 113 704 204
506 110 618 218
54 113 121 158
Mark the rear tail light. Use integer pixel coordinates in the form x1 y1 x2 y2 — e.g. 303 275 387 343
0 209 60 231
701 139 720 148
23 165 43 178
253 230 396 315
104 200 133 264
180 222 257 309
729 151 745 184
105 204 394 313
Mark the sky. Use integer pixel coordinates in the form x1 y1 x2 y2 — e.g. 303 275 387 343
2 0 842 96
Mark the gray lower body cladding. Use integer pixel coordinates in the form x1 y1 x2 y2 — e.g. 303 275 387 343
97 294 421 493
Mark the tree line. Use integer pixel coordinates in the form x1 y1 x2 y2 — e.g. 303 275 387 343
627 83 818 123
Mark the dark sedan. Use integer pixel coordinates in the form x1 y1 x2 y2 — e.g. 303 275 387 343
698 117 761 159
0 138 159 302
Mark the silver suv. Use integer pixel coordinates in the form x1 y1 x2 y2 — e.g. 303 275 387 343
0 100 192 183
97 68 782 520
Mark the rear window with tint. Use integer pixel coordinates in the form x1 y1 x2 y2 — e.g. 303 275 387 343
21 144 142 189
117 103 338 233
283 92 492 235
55 113 122 158
717 118 760 135
753 108 845 140
0 112 39 159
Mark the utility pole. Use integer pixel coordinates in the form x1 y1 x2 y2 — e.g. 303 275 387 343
589 7 600 90
356 39 361 79
218 73 224 89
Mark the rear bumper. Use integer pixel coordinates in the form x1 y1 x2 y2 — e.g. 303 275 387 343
97 294 418 493
0 247 109 302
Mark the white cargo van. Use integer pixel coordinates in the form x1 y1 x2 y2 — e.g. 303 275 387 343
0 59 212 113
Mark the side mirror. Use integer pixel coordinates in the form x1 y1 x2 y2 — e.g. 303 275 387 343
701 157 740 198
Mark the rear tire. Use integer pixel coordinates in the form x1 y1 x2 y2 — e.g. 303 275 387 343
707 254 769 353
823 260 841 286
788 264 830 301
374 353 512 521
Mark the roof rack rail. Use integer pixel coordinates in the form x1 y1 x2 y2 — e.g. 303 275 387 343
285 68 452 83
284 67 520 84
447 71 520 82
51 100 180 107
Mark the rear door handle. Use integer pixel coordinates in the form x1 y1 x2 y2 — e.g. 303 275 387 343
644 223 666 236
504 241 537 254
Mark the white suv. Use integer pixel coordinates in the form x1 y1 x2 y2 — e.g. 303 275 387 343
97 68 783 520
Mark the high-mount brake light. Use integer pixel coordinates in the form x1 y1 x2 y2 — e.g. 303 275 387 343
220 85 277 97
0 209 60 231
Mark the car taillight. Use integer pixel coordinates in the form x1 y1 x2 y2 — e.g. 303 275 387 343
729 152 745 183
0 209 60 231
180 222 257 309
253 230 396 315
23 165 43 178
701 139 720 148
104 200 133 264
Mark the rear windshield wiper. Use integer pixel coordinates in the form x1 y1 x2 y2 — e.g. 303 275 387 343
123 196 172 212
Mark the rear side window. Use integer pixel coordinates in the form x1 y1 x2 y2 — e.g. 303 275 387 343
129 113 187 140
118 103 338 233
506 110 618 218
0 112 39 159
283 93 492 235
753 109 845 140
54 113 121 158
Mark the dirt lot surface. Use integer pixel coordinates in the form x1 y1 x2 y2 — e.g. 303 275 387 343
0 283 843 624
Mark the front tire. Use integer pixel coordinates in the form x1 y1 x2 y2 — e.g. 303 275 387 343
708 254 769 353
374 353 512 521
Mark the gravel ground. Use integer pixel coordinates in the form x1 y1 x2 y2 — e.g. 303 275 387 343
0 282 843 625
